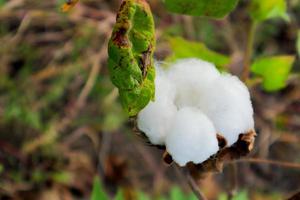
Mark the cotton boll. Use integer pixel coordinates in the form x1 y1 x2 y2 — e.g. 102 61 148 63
165 107 219 166
154 68 176 102
137 69 177 145
198 74 254 145
166 58 220 108
137 100 177 145
138 58 254 160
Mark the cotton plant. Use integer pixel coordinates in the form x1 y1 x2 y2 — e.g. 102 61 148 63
137 58 254 166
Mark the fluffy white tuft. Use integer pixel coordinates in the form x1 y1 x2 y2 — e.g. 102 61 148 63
198 74 254 145
137 74 177 145
166 58 220 108
165 107 219 166
137 58 254 165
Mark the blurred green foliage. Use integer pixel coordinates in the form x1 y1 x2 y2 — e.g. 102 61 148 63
0 0 7 7
218 191 248 200
167 37 230 69
168 187 197 200
91 177 109 200
91 176 198 200
193 20 222 50
91 177 253 200
51 171 72 184
251 56 295 91
249 0 289 22
163 0 239 18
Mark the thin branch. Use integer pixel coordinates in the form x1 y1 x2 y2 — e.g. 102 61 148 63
242 21 257 81
234 158 300 169
98 131 112 179
185 170 208 200
23 36 109 153
223 17 240 53
227 163 238 199
174 165 207 200
287 190 300 200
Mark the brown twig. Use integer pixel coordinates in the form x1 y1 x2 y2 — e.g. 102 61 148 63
242 21 257 81
222 17 240 53
235 158 300 169
185 171 208 200
287 190 300 200
173 165 208 200
227 163 238 199
276 132 300 143
98 131 113 180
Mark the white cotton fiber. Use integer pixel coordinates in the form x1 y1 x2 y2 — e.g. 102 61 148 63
166 58 220 108
137 70 177 145
137 58 255 166
137 100 176 145
165 107 219 166
198 74 254 145
154 65 177 102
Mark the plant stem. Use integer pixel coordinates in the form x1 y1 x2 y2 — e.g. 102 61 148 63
235 158 300 169
174 165 207 200
227 163 238 199
186 173 208 200
242 21 257 81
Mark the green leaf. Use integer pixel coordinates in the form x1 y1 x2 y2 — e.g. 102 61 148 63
169 186 196 200
167 37 230 69
251 55 295 91
4 102 42 130
232 190 249 200
0 0 7 7
115 189 150 200
32 170 46 183
108 0 156 116
115 189 124 200
156 197 168 200
162 0 239 18
51 171 72 184
187 194 198 200
137 191 150 200
170 187 185 200
218 191 249 200
249 0 289 22
297 30 300 57
218 193 228 200
90 176 109 200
